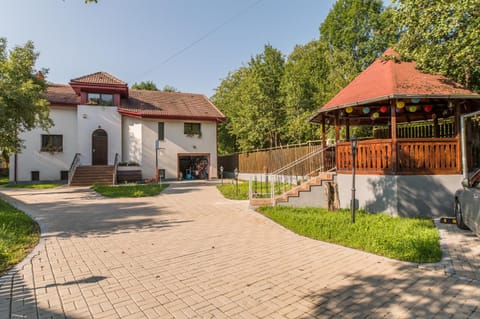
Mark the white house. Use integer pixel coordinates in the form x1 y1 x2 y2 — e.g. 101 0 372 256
10 72 226 185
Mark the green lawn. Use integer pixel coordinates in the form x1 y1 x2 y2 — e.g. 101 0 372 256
4 183 61 189
217 181 294 200
216 181 249 200
258 206 442 263
0 199 40 274
92 183 169 198
0 176 8 185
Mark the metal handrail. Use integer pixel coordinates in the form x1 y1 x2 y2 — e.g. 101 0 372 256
271 145 334 176
112 153 120 185
68 153 81 186
249 145 337 204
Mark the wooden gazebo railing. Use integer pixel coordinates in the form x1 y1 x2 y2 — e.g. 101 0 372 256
336 137 461 175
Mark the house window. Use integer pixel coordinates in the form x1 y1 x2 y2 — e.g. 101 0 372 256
41 135 63 152
60 170 69 181
158 122 165 141
184 123 201 136
31 171 39 181
87 93 114 106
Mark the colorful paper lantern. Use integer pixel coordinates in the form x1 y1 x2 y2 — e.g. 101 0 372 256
411 98 421 103
423 105 433 112
345 106 353 113
362 107 370 114
408 105 417 112
373 112 380 119
379 106 388 113
396 101 405 109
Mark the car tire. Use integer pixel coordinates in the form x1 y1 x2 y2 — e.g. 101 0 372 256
455 201 469 230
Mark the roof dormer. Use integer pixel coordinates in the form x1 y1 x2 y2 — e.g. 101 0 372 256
69 71 129 106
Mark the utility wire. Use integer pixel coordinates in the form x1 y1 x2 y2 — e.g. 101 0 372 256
136 0 264 79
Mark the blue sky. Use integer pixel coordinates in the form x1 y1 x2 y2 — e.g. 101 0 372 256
2 0 341 97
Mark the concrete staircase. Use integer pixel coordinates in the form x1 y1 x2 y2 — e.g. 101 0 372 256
250 172 335 208
275 173 335 206
70 165 114 186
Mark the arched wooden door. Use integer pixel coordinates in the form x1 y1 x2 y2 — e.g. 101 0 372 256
92 129 108 165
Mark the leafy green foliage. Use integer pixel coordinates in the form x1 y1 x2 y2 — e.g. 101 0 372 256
212 45 286 152
92 183 168 198
394 0 480 91
131 81 158 91
162 85 179 92
0 38 52 154
259 207 442 263
281 41 357 144
320 0 399 70
0 199 39 274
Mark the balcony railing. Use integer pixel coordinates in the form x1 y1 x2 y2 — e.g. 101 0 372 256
337 137 461 175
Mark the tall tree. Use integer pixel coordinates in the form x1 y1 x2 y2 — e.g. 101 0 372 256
320 0 399 70
131 81 158 90
248 44 286 149
281 40 357 144
394 0 480 91
0 38 52 154
212 45 285 152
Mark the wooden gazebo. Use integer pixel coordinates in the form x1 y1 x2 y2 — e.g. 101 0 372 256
310 49 480 217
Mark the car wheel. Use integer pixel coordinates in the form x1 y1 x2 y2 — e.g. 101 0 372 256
455 200 468 230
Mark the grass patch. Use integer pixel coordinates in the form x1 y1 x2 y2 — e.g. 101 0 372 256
92 183 169 198
217 181 294 200
0 176 8 186
216 181 249 200
4 183 61 189
258 207 441 263
0 199 40 274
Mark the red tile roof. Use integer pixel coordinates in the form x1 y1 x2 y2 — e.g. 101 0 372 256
45 84 79 105
317 48 480 113
119 90 226 122
70 72 127 86
45 83 226 122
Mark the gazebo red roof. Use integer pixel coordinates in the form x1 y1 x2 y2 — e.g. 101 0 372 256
311 48 480 121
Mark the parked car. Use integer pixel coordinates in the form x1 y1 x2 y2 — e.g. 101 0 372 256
454 169 480 236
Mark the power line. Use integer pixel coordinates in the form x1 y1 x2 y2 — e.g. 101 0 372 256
136 0 264 79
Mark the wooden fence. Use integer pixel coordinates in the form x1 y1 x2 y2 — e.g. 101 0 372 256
218 142 325 174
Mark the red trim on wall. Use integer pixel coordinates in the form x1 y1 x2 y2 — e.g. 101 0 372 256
70 83 129 97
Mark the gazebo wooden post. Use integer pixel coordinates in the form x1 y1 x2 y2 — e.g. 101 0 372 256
335 113 340 172
321 115 327 170
455 102 462 173
391 100 398 173
334 113 340 143
346 118 350 141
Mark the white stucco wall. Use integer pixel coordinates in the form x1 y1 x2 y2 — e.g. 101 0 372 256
10 107 77 182
124 118 219 180
122 117 142 164
77 105 122 165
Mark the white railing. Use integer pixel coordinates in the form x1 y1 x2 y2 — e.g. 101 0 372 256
249 145 336 205
67 153 81 186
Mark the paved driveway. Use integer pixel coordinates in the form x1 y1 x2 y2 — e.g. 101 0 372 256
0 181 479 319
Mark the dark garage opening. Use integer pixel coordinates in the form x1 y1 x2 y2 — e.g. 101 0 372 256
178 155 209 180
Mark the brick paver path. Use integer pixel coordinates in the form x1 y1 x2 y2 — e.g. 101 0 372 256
0 181 479 319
